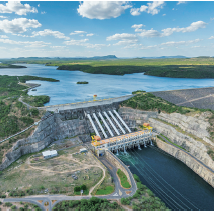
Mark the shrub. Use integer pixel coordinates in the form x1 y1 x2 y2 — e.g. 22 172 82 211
74 186 80 192
30 108 39 116
19 207 24 211
11 205 16 210
40 186 45 190
1 195 6 198
5 202 12 207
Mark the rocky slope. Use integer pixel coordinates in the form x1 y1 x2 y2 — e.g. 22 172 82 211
119 107 214 171
0 111 91 171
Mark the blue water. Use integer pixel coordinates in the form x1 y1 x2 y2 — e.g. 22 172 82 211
1 64 214 106
117 147 214 211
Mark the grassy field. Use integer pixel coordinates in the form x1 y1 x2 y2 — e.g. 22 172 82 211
117 169 131 189
3 57 214 78
95 170 114 195
0 145 105 197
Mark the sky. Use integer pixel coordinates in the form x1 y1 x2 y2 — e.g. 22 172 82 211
0 1 214 58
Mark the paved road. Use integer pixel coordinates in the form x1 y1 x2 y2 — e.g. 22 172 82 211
3 156 137 211
18 96 33 109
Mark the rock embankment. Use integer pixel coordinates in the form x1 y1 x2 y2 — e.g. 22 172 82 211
156 138 214 188
118 106 214 186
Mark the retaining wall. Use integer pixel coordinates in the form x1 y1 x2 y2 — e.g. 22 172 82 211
105 150 131 186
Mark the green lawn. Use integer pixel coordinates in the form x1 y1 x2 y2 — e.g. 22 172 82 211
95 185 114 195
117 169 131 189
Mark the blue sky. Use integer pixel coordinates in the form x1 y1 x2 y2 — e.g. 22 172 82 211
0 1 214 58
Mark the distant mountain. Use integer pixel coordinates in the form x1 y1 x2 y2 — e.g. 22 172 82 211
10 55 117 60
139 55 188 59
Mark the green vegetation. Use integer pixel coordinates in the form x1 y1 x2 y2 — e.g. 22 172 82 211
76 81 89 84
120 174 170 211
117 169 131 188
4 57 214 78
96 185 114 195
122 92 192 114
0 64 26 69
22 95 50 107
0 75 58 163
53 197 123 211
159 134 186 151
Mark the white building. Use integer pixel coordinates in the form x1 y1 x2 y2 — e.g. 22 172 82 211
42 150 58 159
80 148 87 153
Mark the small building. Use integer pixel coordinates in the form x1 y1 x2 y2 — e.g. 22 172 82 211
42 150 58 159
80 148 87 153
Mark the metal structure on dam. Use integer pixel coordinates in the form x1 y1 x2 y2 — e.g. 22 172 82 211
85 106 155 156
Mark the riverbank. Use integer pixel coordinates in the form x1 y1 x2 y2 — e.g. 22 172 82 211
0 64 26 69
2 57 214 78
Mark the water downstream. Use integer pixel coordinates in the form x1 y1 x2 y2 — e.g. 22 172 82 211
1 64 214 209
117 146 214 211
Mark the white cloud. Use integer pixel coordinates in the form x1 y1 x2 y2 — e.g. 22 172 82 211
161 21 207 36
38 4 40 7
24 41 51 48
113 40 138 46
0 15 7 19
209 36 214 39
131 1 165 16
138 29 161 37
177 1 186 5
64 38 110 49
0 35 8 38
70 31 87 35
0 18 41 34
86 33 94 36
51 46 66 49
64 39 89 45
130 8 140 16
163 14 166 16
137 21 207 38
32 29 70 40
106 33 137 41
0 1 38 15
77 1 131 20
161 38 202 46
0 38 50 47
41 11 46 14
131 24 145 32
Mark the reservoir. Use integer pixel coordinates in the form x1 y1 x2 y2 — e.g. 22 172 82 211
1 64 214 106
1 64 214 209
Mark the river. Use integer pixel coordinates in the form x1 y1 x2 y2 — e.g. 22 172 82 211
117 146 214 211
1 64 214 106
1 64 214 209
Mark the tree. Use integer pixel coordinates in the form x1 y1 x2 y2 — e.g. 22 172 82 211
19 207 24 211
74 186 80 192
80 184 86 190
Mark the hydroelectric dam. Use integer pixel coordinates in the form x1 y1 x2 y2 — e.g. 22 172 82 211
2 94 214 210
